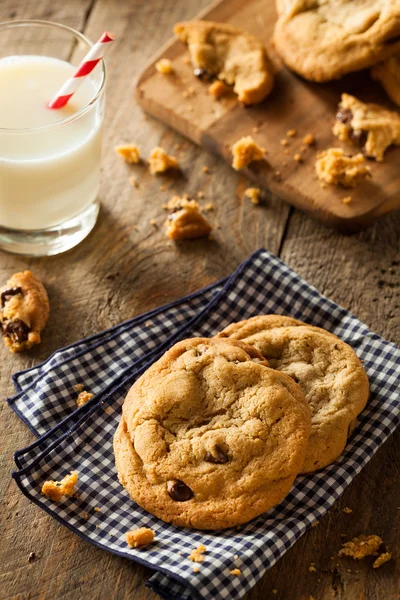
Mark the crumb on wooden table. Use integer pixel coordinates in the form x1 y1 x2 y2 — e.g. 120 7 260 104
244 187 261 205
202 166 210 173
148 147 179 174
309 563 317 572
150 219 158 227
343 506 353 513
342 196 352 204
129 176 139 188
77 390 94 408
126 527 155 548
155 58 174 74
165 196 212 241
373 552 392 568
280 139 288 146
189 544 207 563
315 148 370 188
311 521 319 528
208 80 229 99
204 202 214 211
303 133 315 145
294 153 302 162
231 136 265 170
338 535 383 559
115 144 140 164
41 471 78 501
287 129 297 137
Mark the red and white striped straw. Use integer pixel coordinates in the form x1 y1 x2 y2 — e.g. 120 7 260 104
48 31 114 109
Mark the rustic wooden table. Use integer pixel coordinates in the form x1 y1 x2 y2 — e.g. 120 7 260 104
1 1 399 599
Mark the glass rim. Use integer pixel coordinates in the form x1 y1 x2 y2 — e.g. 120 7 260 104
0 19 106 134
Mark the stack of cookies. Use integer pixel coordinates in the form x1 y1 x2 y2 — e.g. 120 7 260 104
114 315 369 530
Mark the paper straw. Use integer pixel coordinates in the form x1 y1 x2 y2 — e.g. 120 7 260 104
48 31 114 109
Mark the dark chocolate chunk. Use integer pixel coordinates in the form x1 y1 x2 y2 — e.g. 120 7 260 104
2 318 30 342
193 67 215 81
167 479 193 501
336 108 353 124
204 445 229 464
1 286 23 307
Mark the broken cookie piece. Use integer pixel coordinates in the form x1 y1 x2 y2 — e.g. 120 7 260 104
373 552 392 568
244 187 261 205
338 535 383 560
231 136 265 170
126 527 155 548
41 471 78 501
115 144 141 164
208 80 229 99
155 58 174 74
1 271 49 353
165 196 212 240
174 21 274 105
333 93 400 161
315 148 370 188
148 147 179 174
77 390 94 408
372 55 400 107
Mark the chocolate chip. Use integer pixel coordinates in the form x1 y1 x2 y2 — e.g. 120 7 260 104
193 67 215 81
336 108 353 124
2 319 30 342
204 445 229 464
167 479 193 501
1 286 23 307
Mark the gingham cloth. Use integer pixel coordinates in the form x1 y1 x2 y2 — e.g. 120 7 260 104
10 249 400 600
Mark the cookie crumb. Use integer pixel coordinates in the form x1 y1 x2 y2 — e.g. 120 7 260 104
373 552 392 568
208 80 229 99
126 527 155 548
115 144 140 164
287 129 297 137
303 133 315 146
280 139 288 146
343 507 353 513
338 535 383 559
244 187 261 205
41 471 78 501
148 147 179 174
230 568 241 576
272 590 278 595
94 507 101 512
166 196 212 240
197 191 205 199
129 176 138 188
155 58 174 74
193 566 200 573
315 148 370 188
294 153 302 162
202 166 210 173
252 126 259 134
77 390 94 408
189 544 207 563
204 202 214 211
74 384 84 393
231 136 265 170
309 563 317 572
159 184 167 192
150 219 158 227
234 554 239 560
311 521 320 528
342 196 352 205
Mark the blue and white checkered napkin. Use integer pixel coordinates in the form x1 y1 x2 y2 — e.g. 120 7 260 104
10 249 400 600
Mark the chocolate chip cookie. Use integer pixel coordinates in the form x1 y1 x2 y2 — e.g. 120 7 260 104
114 337 311 530
274 0 400 82
218 316 369 473
372 54 400 106
333 93 400 161
1 271 49 353
174 21 274 105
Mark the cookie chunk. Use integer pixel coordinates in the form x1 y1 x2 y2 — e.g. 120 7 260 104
115 144 140 164
373 552 392 568
333 93 400 161
218 315 369 473
41 471 78 501
372 55 400 106
155 58 174 74
148 147 179 174
114 337 311 530
274 0 400 82
165 196 212 241
126 527 155 548
174 21 274 105
231 136 265 170
1 271 49 353
315 148 370 188
338 535 383 559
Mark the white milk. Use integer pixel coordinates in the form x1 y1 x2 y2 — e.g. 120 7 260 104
0 56 103 230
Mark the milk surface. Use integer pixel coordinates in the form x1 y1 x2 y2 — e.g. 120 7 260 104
0 56 103 230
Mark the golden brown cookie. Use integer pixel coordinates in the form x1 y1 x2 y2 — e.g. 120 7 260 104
274 0 400 82
333 93 400 161
174 21 274 105
315 148 371 188
218 315 369 473
114 337 311 530
1 270 49 353
372 54 400 106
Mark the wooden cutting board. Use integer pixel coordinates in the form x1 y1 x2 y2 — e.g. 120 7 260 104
136 0 400 232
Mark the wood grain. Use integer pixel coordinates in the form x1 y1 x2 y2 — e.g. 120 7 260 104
0 1 399 600
136 0 400 232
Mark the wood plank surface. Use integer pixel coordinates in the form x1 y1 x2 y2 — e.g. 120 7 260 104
0 1 399 600
136 0 400 232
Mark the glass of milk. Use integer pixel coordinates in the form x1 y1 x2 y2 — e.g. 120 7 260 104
0 20 106 256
